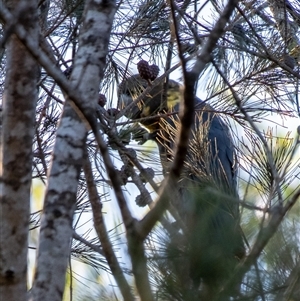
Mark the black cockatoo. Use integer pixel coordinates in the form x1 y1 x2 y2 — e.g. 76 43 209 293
118 74 245 298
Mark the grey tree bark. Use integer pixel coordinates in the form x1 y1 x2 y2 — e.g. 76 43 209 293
30 1 117 301
0 1 39 301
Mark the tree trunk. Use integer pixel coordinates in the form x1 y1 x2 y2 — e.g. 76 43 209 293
0 1 39 301
30 1 117 301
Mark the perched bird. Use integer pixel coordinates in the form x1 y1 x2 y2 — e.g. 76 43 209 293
119 75 245 299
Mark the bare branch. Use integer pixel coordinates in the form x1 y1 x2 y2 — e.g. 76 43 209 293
82 149 134 301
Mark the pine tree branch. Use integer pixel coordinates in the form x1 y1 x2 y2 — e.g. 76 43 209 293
219 181 300 299
127 233 154 301
0 2 121 300
267 0 300 51
191 0 240 78
137 0 240 241
0 0 136 231
82 149 134 301
212 59 284 204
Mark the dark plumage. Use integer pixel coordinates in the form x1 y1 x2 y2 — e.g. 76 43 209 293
119 75 245 298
